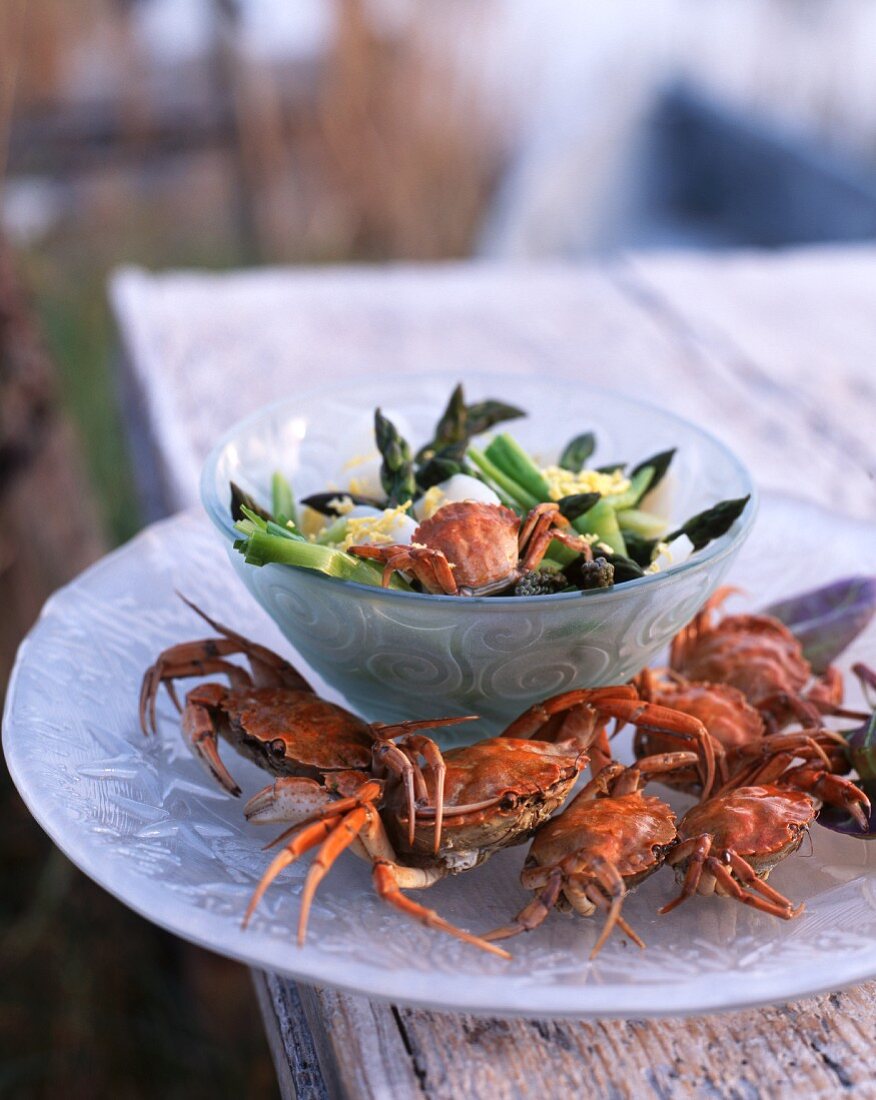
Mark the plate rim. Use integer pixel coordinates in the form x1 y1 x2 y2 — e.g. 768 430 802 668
5 499 876 1019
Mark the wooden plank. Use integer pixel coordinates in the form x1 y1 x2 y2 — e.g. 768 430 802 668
251 971 329 1100
619 247 876 519
394 983 876 1099
296 985 427 1100
109 255 875 520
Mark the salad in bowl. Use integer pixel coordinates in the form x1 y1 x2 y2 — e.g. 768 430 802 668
230 382 750 599
201 374 755 732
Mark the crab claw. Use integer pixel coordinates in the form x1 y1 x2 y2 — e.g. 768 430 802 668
244 778 337 826
181 699 241 796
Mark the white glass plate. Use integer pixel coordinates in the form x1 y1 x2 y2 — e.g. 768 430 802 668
4 495 876 1018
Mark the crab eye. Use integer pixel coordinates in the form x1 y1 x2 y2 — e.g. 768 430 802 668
269 738 286 758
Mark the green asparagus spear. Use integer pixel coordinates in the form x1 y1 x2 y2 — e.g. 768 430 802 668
467 446 538 510
375 409 416 506
630 448 675 493
465 399 525 437
230 481 272 523
558 432 596 473
666 496 750 552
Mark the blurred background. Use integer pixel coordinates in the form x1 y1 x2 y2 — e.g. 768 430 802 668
3 0 876 1095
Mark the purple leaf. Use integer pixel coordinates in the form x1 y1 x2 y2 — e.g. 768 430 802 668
845 710 876 786
819 710 876 838
763 576 876 674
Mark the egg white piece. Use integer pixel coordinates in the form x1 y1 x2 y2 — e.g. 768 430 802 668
412 474 501 521
345 506 418 546
639 469 675 519
342 456 383 498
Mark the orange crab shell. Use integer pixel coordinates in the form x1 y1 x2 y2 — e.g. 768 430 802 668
529 792 677 883
672 613 811 707
641 680 764 751
390 737 586 859
677 785 816 867
211 686 375 775
412 502 520 590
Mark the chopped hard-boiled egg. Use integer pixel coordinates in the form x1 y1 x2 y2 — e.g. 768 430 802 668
414 486 446 521
299 505 327 539
341 504 418 550
639 470 674 520
344 455 383 498
645 541 674 574
412 474 501 521
541 465 631 501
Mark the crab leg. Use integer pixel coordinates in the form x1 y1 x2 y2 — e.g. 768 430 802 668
140 648 254 735
500 686 638 740
660 836 800 919
503 690 716 797
349 545 459 595
583 883 637 958
371 721 466 852
178 595 313 691
781 764 871 830
243 778 384 923
372 742 422 847
371 717 476 738
296 805 373 944
659 835 712 915
670 585 744 666
257 790 380 850
242 817 344 928
369 863 509 958
585 860 629 958
556 704 613 774
180 686 242 796
757 690 823 732
610 752 700 796
704 858 799 919
396 734 447 854
375 716 472 846
724 851 802 911
517 503 594 574
484 869 564 942
244 777 345 827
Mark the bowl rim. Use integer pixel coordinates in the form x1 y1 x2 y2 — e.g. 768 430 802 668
200 371 758 607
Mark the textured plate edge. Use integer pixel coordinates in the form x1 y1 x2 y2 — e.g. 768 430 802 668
4 503 876 1019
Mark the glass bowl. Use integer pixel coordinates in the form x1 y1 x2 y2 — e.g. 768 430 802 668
201 373 756 739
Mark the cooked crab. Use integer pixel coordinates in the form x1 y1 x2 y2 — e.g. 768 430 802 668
633 667 848 793
141 604 717 956
485 753 698 958
669 586 847 731
140 598 503 955
660 753 870 919
348 500 594 596
244 685 716 951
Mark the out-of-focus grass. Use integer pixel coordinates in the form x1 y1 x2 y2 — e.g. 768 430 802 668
1 164 277 1097
24 256 139 545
